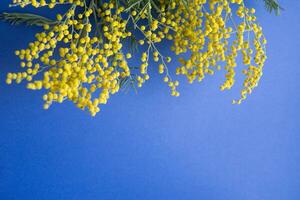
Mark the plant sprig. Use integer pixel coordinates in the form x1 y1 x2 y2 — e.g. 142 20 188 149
0 0 274 115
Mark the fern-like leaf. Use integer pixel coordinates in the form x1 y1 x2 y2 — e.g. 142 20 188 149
0 12 58 27
262 0 282 15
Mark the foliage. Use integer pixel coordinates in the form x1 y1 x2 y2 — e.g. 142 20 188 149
0 12 58 26
262 0 282 15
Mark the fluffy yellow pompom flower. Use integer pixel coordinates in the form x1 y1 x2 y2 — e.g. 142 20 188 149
5 0 267 116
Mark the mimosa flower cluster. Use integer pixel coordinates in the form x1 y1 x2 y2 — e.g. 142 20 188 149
5 0 267 116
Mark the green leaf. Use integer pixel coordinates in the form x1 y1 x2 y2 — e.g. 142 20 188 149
128 34 139 53
0 12 58 27
262 0 282 15
119 76 138 93
181 0 189 10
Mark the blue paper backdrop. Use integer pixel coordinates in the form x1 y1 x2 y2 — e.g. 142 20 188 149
0 1 299 200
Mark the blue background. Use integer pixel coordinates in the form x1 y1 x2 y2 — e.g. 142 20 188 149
0 1 299 200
